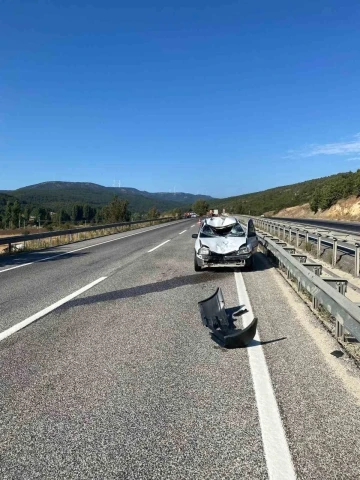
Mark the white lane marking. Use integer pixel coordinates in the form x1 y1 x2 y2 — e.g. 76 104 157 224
234 272 296 480
179 230 187 235
0 277 107 342
191 224 196 227
147 240 171 253
0 221 184 275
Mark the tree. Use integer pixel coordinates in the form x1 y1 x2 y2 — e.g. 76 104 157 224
192 199 209 216
309 189 321 213
57 208 70 223
172 207 182 219
147 206 160 219
83 204 95 222
5 201 12 228
233 201 244 214
103 196 131 223
23 206 31 223
95 209 104 224
11 200 21 228
31 207 48 226
71 204 83 223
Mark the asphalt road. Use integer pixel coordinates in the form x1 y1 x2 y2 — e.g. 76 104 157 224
1 219 360 479
272 217 360 236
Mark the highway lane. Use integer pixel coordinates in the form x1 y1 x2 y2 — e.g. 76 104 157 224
272 217 360 236
0 219 193 334
1 223 360 478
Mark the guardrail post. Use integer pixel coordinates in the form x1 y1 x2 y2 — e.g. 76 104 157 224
332 238 338 267
317 235 321 258
313 296 319 310
305 230 308 245
354 243 360 277
8 242 12 254
289 227 292 244
296 228 299 248
336 320 345 342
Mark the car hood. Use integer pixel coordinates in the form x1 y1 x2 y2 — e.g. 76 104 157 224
201 237 247 254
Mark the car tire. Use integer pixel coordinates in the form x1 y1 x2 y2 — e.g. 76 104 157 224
194 252 202 272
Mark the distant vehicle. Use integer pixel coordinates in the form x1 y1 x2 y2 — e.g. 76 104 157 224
184 212 198 218
192 216 258 271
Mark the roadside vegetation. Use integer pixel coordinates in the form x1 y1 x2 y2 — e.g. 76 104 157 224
0 194 179 233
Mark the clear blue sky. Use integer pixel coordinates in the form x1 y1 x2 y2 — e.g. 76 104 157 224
1 0 360 198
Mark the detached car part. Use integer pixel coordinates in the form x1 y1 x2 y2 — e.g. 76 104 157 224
198 287 258 348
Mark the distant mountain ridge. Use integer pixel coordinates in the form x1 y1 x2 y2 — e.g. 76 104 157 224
0 181 214 213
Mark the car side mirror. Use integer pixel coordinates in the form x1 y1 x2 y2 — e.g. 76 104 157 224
192 234 198 239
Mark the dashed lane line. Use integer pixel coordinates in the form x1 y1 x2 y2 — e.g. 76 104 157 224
148 240 171 253
0 277 107 342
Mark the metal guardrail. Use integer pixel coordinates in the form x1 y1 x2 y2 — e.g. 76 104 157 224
0 217 176 253
258 232 360 343
241 216 360 277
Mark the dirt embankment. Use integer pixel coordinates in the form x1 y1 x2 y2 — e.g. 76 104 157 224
273 195 360 221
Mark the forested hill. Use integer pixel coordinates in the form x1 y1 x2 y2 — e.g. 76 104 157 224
1 181 213 213
209 171 360 216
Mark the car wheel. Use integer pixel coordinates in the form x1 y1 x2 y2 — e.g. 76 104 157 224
194 252 202 272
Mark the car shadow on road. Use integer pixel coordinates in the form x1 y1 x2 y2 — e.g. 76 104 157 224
63 271 230 309
249 252 274 272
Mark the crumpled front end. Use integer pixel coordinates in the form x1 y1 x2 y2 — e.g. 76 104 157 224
196 248 253 268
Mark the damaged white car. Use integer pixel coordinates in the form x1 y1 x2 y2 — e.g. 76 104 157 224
192 216 258 271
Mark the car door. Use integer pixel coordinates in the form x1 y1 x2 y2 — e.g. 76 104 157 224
247 219 258 250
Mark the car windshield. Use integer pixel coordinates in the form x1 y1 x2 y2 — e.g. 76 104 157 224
200 223 245 238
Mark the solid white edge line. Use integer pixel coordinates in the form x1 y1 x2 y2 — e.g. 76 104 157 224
234 271 296 480
0 221 184 275
0 277 107 342
179 230 187 235
147 239 171 253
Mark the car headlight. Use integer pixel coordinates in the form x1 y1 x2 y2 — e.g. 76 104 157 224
199 246 210 255
238 245 251 254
